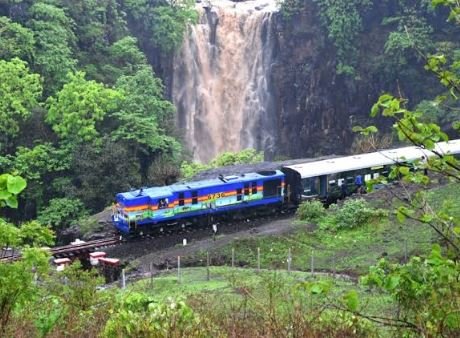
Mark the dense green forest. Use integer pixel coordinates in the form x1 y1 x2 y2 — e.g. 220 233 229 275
0 0 198 228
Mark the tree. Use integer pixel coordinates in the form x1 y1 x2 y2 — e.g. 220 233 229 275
0 58 42 152
27 2 77 94
46 71 123 145
70 138 141 211
99 36 148 84
112 66 180 156
37 197 87 231
0 16 35 62
151 0 198 53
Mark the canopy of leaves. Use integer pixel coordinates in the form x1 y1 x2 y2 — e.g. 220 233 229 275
37 197 87 230
149 0 198 53
363 246 460 336
0 16 35 62
0 58 42 143
27 2 77 94
112 66 180 155
46 71 123 144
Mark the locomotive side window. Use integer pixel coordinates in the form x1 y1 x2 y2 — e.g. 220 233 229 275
263 179 281 197
244 183 250 196
178 192 184 206
192 191 198 204
251 182 257 194
236 188 242 201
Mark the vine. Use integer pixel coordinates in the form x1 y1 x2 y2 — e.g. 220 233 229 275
313 0 372 76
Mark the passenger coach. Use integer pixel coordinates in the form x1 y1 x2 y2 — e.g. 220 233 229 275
282 139 460 203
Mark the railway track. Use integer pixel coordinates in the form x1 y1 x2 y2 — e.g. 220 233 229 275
0 236 121 263
1 208 296 264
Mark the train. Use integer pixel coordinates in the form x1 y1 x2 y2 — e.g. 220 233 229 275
112 139 460 234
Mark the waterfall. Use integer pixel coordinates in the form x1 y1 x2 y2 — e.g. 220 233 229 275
172 0 278 163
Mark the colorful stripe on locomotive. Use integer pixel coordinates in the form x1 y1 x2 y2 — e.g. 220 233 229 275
112 171 285 234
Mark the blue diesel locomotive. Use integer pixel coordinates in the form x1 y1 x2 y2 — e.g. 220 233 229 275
113 170 285 234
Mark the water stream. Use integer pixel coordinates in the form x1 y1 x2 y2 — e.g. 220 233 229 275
172 0 279 162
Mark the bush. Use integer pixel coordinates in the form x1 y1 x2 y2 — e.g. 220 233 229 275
37 198 87 230
296 200 326 223
332 198 387 229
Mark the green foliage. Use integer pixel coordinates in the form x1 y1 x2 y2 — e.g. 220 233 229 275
46 71 123 144
210 149 264 167
103 293 200 337
382 1 435 72
363 245 460 336
313 0 372 76
0 173 27 208
101 36 148 83
330 199 387 230
70 138 142 211
180 149 264 179
0 16 35 62
180 161 209 179
37 198 87 230
433 0 460 23
0 58 42 143
34 260 108 336
150 0 198 53
278 0 304 20
112 66 180 155
0 173 54 335
27 2 77 94
1 144 70 181
295 200 326 223
297 198 388 231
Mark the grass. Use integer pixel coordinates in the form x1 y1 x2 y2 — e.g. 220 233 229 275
131 266 393 317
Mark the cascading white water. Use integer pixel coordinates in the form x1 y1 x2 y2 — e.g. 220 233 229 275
172 0 279 163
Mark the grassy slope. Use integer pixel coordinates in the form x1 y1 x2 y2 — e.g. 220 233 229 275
201 183 459 275
126 183 458 336
131 266 393 319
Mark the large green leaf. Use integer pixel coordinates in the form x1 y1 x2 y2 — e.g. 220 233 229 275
0 190 12 200
5 195 18 208
7 175 27 194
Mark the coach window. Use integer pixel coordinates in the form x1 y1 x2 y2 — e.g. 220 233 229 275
302 177 318 196
178 192 185 206
192 191 198 204
251 182 257 194
236 188 242 201
244 183 250 196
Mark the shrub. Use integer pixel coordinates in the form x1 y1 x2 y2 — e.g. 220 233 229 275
37 198 87 230
296 200 326 223
332 198 387 229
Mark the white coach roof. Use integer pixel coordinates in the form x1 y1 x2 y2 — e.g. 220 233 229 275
284 139 460 179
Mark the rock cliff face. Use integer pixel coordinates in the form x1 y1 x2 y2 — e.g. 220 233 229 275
171 0 446 162
270 4 363 159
